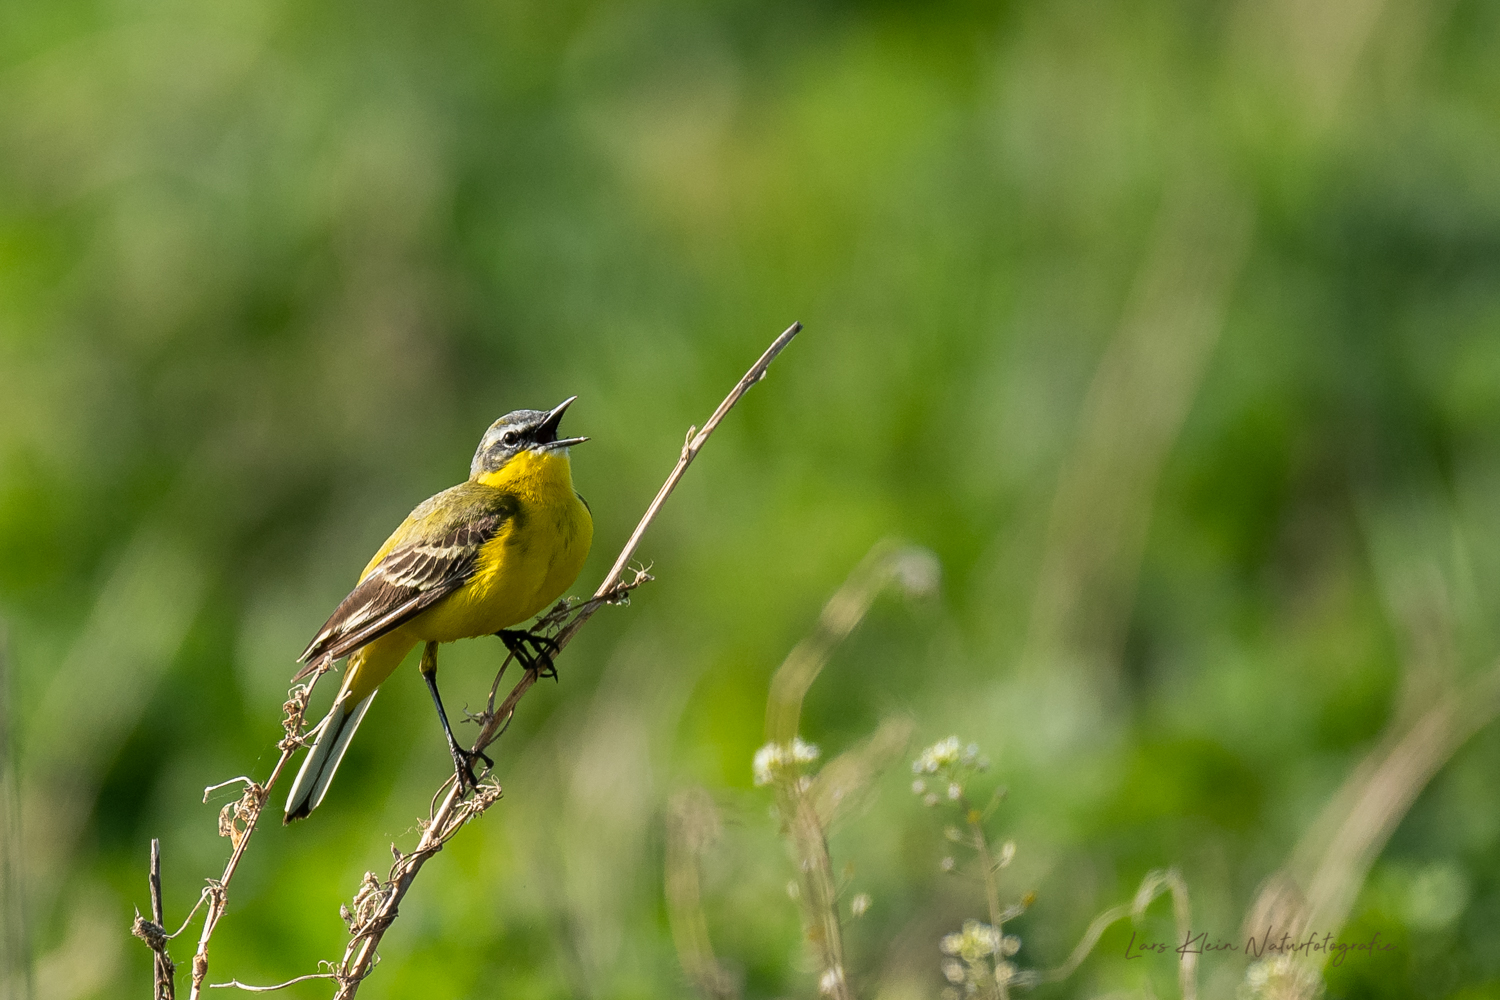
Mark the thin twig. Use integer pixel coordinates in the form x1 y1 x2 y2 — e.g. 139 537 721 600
185 665 330 1000
331 321 803 997
151 840 173 998
209 972 339 992
131 838 176 999
167 891 209 940
201 777 259 799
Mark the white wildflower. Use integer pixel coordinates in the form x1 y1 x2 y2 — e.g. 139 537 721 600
791 737 821 765
924 792 940 808
753 743 784 786
947 782 963 800
942 960 965 984
1001 935 1021 957
851 893 871 917
953 920 1001 962
914 736 963 774
912 779 927 795
818 966 845 996
962 743 979 765
753 738 820 787
995 962 1016 986
940 932 963 956
944 826 962 842
998 841 1016 868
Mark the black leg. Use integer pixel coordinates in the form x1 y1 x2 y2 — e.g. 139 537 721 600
496 629 561 681
420 642 492 791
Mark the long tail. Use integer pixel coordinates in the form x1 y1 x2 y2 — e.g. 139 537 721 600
283 688 375 822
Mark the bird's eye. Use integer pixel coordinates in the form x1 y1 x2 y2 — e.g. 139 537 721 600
501 431 520 447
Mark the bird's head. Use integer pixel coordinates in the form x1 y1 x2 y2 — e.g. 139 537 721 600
470 396 589 482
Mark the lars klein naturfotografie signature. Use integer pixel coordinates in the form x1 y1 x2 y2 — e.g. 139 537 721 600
1125 928 1395 967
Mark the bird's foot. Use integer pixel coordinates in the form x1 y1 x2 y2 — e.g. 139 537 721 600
496 629 561 681
450 744 494 792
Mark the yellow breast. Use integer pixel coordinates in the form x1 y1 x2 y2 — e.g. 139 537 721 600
408 449 593 643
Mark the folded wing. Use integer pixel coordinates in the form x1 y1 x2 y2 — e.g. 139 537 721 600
295 511 505 678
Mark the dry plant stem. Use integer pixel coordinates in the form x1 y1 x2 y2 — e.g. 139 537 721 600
782 789 849 1000
760 541 935 1000
130 838 177 999
208 973 338 992
1036 868 1195 1000
964 809 1006 1000
151 839 173 999
968 816 1001 931
665 790 739 1000
185 666 328 1000
329 321 803 998
765 540 935 746
1243 656 1500 995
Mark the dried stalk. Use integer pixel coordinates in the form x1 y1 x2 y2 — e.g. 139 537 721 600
784 789 850 1000
129 838 176 999
760 541 937 1000
179 667 329 999
665 789 739 1000
1240 656 1500 997
1033 868 1195 999
327 321 803 997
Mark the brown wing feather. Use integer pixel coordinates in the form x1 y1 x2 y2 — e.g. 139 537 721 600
294 514 503 678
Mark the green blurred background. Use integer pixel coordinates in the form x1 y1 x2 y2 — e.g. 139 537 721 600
3 0 1500 997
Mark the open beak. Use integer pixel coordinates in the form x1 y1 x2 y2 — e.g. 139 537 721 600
535 396 589 449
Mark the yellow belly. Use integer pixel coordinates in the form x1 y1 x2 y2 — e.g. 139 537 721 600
408 494 593 642
339 476 592 706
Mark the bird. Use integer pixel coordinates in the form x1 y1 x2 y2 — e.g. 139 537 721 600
283 397 594 822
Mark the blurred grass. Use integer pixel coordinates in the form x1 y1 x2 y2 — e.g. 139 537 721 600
2 0 1500 997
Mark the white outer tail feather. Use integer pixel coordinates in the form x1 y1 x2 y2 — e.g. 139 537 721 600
284 689 376 820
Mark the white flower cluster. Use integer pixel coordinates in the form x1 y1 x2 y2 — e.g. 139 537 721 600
913 737 985 774
753 737 821 787
817 965 845 996
914 736 964 773
939 920 1021 996
940 920 1002 963
911 737 988 806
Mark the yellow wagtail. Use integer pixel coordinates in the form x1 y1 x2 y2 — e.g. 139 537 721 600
284 397 593 822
